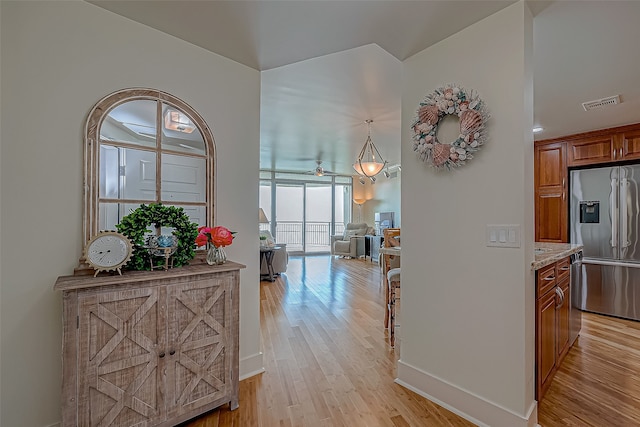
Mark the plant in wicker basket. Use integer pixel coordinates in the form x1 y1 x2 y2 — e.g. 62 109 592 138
116 204 198 270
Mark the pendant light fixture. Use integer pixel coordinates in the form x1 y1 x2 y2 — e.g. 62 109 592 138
353 119 387 178
164 108 196 134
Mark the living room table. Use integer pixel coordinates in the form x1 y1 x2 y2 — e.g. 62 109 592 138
260 246 281 282
365 235 384 263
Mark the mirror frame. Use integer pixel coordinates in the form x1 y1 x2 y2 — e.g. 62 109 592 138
83 88 216 244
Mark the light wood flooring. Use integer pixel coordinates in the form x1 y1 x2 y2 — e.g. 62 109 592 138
538 311 640 426
183 255 640 427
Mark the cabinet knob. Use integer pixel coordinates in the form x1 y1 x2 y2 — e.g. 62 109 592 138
159 352 165 358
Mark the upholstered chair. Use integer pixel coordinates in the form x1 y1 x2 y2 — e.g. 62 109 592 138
330 222 371 258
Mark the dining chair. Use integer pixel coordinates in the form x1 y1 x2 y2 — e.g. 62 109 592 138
382 228 401 330
387 267 401 347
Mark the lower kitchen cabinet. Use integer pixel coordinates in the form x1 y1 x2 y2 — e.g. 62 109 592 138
537 284 557 397
54 262 244 427
536 257 571 400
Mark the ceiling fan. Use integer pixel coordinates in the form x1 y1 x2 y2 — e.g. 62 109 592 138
305 160 339 177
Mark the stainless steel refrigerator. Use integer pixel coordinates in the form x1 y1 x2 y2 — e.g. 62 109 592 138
571 165 640 321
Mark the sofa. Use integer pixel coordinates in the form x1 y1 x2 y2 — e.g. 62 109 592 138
330 222 373 258
259 230 288 275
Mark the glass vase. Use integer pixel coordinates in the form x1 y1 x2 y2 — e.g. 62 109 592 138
206 245 227 265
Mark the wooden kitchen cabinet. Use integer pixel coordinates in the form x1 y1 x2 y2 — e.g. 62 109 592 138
566 124 640 167
617 128 640 161
535 257 571 400
537 280 556 397
535 142 568 242
55 262 244 427
566 134 614 166
535 122 640 242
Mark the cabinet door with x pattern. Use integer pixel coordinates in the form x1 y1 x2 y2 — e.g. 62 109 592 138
166 273 237 418
77 286 167 427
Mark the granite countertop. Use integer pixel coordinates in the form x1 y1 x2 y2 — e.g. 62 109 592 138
532 242 583 270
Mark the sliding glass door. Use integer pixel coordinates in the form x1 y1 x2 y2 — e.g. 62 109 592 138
305 183 333 253
259 172 352 254
275 183 304 252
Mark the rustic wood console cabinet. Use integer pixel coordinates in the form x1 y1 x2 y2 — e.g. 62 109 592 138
54 262 244 427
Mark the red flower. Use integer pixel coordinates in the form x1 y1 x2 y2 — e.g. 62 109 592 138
195 225 236 248
195 233 209 247
211 226 235 247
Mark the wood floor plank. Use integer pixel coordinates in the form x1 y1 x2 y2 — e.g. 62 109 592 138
538 311 640 426
182 255 640 427
181 256 473 427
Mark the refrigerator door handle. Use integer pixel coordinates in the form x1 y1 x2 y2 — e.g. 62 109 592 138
611 178 618 249
621 178 630 248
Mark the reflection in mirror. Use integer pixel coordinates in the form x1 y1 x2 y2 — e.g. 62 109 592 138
100 100 157 148
99 202 206 234
161 153 206 204
99 145 119 199
85 88 215 243
99 145 156 200
161 103 205 155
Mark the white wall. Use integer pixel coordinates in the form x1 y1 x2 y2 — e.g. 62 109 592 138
0 2 261 426
400 2 535 426
358 173 401 228
0 1 3 417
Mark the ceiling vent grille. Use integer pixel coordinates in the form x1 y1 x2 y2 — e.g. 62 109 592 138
582 95 621 111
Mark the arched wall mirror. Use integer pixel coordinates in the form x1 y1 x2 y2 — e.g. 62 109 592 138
84 88 216 243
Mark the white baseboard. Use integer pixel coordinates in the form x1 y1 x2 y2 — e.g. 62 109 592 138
396 359 537 427
239 351 265 380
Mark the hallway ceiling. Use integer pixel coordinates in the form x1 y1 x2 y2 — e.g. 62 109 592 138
89 1 640 175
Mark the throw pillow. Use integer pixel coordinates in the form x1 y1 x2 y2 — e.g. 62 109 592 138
343 230 359 240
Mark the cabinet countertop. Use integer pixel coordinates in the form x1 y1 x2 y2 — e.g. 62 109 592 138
532 243 583 271
55 260 246 291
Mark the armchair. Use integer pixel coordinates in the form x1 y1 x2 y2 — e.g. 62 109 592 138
331 222 372 258
259 230 288 275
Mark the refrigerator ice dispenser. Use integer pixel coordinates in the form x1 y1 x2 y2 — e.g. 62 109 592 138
579 201 600 223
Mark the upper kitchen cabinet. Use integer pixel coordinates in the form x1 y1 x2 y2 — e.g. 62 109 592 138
535 142 568 242
617 128 640 161
566 134 614 166
566 124 640 167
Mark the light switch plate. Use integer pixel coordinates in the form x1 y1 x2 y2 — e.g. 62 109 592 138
486 224 521 248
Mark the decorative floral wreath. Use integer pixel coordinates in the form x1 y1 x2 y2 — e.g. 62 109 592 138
412 84 490 170
116 203 198 270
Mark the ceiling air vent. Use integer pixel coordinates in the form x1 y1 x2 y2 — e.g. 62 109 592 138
582 95 621 111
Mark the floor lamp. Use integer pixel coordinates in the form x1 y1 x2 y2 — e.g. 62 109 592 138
259 208 270 231
353 198 366 223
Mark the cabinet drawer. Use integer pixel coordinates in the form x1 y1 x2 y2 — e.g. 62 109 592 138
556 257 571 283
537 263 557 298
